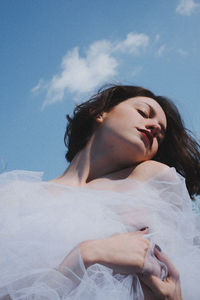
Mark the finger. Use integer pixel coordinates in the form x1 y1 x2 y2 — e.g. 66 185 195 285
154 247 179 279
139 273 165 296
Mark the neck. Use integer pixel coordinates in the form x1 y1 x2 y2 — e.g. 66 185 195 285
51 132 135 187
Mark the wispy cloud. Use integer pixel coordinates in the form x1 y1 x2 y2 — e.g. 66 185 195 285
177 48 188 56
32 33 150 108
176 0 200 16
31 79 45 94
156 44 189 58
156 44 166 57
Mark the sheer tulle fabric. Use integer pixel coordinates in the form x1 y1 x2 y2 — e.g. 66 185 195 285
0 168 199 299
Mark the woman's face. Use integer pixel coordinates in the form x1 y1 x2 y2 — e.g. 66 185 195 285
97 96 167 164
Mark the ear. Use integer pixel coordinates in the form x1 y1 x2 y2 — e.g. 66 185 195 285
95 112 107 124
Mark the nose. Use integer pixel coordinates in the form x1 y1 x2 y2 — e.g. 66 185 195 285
145 120 161 137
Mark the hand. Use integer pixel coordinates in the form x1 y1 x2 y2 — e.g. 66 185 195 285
80 228 161 276
139 247 182 300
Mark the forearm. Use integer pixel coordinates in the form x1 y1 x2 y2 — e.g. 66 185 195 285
79 229 151 275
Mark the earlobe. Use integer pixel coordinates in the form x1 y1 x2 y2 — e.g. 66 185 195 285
95 112 107 124
96 114 103 123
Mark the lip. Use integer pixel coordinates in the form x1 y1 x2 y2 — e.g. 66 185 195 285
137 129 153 147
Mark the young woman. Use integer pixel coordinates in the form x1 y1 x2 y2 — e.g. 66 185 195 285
0 85 199 300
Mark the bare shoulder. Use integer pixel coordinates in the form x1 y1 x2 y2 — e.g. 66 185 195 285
130 160 170 182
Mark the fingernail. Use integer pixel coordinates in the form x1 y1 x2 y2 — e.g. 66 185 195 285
155 244 162 252
140 227 149 231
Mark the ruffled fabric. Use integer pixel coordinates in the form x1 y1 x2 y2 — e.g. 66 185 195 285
0 168 199 299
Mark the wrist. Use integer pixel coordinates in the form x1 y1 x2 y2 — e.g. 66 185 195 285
80 239 105 268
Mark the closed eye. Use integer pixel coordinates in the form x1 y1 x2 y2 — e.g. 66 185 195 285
138 109 148 118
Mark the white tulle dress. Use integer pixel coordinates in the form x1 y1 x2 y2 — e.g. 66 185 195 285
0 168 200 300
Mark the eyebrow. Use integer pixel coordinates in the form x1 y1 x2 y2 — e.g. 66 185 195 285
142 102 166 136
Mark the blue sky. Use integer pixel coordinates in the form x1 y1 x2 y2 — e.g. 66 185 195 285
1 0 200 180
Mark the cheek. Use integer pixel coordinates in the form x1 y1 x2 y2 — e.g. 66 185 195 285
109 110 136 126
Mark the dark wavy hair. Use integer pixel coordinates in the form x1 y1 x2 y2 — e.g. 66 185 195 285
64 85 200 199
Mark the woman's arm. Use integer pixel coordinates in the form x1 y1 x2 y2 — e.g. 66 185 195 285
79 229 182 300
58 228 154 278
79 228 152 275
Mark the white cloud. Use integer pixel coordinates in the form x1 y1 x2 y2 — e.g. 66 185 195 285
32 32 150 108
157 44 166 57
114 33 149 55
43 42 117 107
176 0 200 16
